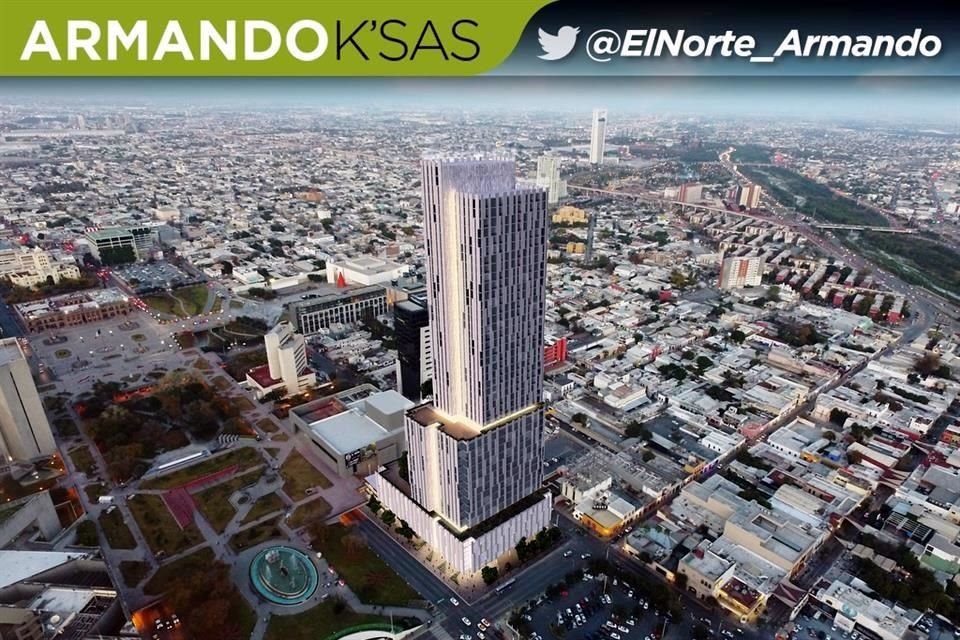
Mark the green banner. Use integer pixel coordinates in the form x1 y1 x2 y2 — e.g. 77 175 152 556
0 0 552 75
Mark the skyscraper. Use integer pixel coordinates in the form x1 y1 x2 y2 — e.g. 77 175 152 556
536 155 567 205
590 108 607 165
718 255 765 290
0 338 55 463
368 155 552 574
394 291 432 402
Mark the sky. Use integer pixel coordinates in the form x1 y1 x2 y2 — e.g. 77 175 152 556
0 77 958 126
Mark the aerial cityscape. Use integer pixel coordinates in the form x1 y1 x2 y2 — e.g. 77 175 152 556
0 82 958 640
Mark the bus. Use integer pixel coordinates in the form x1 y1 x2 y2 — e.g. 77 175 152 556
495 578 517 594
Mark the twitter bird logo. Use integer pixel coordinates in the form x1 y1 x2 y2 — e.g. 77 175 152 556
538 26 580 60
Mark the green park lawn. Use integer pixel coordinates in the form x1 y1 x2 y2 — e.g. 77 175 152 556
128 494 204 556
311 523 420 606
279 451 332 501
99 508 137 549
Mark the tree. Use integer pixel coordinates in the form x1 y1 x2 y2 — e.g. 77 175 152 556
381 510 396 526
515 537 529 562
571 413 588 426
823 430 837 441
674 572 688 589
695 355 714 372
103 443 143 482
915 353 942 377
729 329 746 344
481 565 500 585
99 245 136 266
367 496 382 513
397 520 415 540
624 422 651 440
829 408 850 427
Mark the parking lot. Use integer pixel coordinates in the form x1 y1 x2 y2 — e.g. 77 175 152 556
510 563 727 640
543 432 589 475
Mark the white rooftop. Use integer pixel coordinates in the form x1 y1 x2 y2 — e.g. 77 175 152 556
0 551 85 590
309 409 390 455
356 390 414 417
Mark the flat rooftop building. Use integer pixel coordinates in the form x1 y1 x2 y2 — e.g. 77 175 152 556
291 389 412 477
326 256 409 287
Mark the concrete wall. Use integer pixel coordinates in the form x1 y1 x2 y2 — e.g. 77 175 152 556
0 492 61 546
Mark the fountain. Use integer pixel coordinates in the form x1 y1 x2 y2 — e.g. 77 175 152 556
249 546 319 606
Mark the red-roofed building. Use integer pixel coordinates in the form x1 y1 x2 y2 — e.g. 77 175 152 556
246 322 317 399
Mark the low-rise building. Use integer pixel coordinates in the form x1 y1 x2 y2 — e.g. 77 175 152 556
813 578 917 640
0 245 80 287
326 256 408 287
15 288 133 333
291 389 412 477
287 285 387 335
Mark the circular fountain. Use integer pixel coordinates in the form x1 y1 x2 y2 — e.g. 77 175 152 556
249 546 319 606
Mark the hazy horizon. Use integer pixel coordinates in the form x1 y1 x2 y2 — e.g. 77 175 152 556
0 77 958 126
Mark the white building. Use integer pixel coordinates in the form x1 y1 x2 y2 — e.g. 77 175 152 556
326 256 408 287
291 390 412 477
0 245 80 288
246 322 316 399
719 255 764 290
0 339 56 462
536 155 567 205
814 579 916 640
590 108 607 165
369 155 551 575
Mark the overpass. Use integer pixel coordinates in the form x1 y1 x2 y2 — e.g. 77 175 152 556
568 185 918 235
566 184 766 220
812 223 915 234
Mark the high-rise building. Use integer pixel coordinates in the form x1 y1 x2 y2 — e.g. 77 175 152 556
718 255 765 290
726 184 762 210
368 155 552 574
394 291 432 402
247 322 316 399
535 155 567 204
590 108 607 165
677 183 704 204
740 184 763 209
0 339 56 463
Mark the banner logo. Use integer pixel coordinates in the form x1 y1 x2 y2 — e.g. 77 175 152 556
537 26 579 61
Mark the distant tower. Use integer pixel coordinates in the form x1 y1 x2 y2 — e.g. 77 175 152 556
590 108 607 165
585 213 597 263
536 155 567 205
